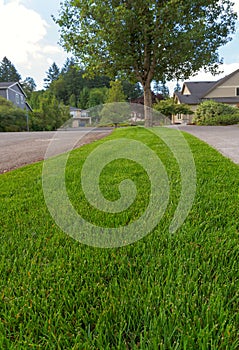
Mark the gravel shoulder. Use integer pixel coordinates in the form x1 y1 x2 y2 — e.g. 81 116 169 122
0 128 113 174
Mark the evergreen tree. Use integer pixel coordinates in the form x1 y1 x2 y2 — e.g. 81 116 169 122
21 77 36 99
174 81 182 93
122 81 143 101
153 80 169 98
44 62 60 88
0 57 21 82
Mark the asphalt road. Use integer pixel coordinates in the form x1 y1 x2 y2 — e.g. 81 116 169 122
177 124 239 164
0 128 113 173
1 125 239 174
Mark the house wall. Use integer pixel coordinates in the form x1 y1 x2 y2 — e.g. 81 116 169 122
182 86 191 95
8 85 26 110
173 104 197 124
0 90 7 99
205 71 239 98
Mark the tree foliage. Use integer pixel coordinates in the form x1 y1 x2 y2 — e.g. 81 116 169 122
0 56 21 82
44 62 60 88
153 81 170 98
21 77 36 99
54 0 237 126
100 81 128 125
29 92 70 131
106 81 126 103
153 98 193 118
0 96 27 131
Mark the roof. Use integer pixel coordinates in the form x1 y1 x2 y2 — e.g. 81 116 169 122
204 68 239 96
174 91 200 104
202 97 239 104
0 82 27 97
182 81 217 98
175 69 239 105
70 106 81 112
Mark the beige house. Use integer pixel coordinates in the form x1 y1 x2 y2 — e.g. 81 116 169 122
70 107 92 127
173 69 239 124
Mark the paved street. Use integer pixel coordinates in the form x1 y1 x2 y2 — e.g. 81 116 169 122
177 125 239 165
0 128 112 173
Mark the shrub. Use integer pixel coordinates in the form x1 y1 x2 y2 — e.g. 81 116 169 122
193 100 239 125
0 99 27 132
196 114 239 126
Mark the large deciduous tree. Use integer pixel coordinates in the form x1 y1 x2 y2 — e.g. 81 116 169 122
54 0 237 126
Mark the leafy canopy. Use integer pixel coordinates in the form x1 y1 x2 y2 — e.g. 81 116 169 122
55 1 237 86
154 98 193 117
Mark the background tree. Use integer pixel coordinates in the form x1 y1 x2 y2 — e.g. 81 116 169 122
174 81 182 93
54 0 237 126
44 62 60 88
106 80 126 103
88 87 108 108
0 56 21 82
122 81 143 101
154 81 170 98
78 87 90 109
100 80 128 125
21 77 36 99
30 92 70 131
153 98 193 120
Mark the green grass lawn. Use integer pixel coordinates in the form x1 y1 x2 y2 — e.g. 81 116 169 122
0 127 239 349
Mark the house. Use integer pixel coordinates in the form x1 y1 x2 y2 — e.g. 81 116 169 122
130 92 164 105
0 82 32 111
173 69 239 124
70 107 92 127
130 92 165 122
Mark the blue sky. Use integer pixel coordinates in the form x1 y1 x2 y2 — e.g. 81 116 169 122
0 0 239 91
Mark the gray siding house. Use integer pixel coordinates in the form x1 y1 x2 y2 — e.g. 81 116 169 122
0 82 32 111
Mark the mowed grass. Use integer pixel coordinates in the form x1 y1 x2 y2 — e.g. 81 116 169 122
0 127 239 349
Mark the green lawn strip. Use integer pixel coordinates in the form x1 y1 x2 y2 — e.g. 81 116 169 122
0 127 238 349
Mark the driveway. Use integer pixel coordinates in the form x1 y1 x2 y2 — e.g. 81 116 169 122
177 125 239 164
0 128 112 174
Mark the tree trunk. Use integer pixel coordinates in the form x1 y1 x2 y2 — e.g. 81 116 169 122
143 83 152 127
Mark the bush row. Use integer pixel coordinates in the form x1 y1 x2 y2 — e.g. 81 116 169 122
193 100 239 126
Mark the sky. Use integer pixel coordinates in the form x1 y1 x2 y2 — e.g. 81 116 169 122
0 0 239 92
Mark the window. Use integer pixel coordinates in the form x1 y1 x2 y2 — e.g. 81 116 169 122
236 88 239 96
21 95 24 104
15 94 19 104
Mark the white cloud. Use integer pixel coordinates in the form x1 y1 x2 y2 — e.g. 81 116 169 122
0 0 47 64
233 0 239 12
0 0 67 88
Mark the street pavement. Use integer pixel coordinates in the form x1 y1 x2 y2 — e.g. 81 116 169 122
176 125 239 165
0 128 112 173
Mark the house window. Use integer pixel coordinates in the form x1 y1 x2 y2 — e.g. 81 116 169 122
21 95 24 104
236 88 239 96
15 94 19 104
